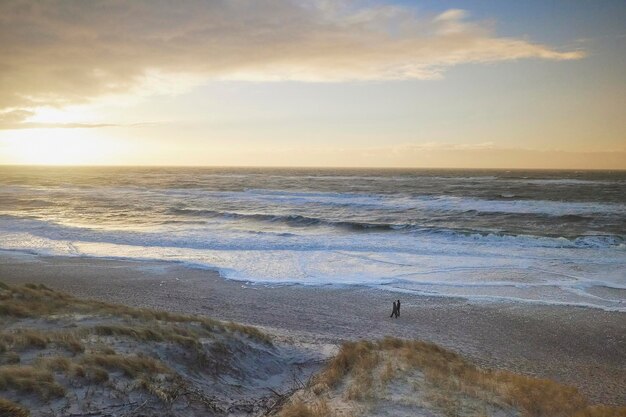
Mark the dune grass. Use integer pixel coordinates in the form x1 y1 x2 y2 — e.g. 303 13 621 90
0 365 65 401
0 397 29 417
80 353 170 379
278 399 331 417
307 337 626 417
3 281 623 417
0 280 274 415
0 329 84 354
0 282 271 344
0 352 172 403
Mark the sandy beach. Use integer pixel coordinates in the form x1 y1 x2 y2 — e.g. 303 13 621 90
2 1 626 414
1 251 624 406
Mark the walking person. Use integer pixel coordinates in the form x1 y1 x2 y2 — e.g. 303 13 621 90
390 300 397 318
396 299 401 317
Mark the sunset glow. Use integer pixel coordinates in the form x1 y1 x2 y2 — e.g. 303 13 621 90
0 3 625 414
0 1 624 169
2 130 126 165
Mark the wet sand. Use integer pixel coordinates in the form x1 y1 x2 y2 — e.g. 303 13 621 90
1 251 624 405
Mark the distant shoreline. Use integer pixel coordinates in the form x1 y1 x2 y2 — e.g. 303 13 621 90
1 251 624 405
1 248 624 313
1 164 625 172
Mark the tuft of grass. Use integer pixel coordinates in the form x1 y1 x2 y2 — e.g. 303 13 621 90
34 356 71 373
81 353 169 379
94 325 165 342
572 406 626 417
24 283 50 291
0 304 29 318
18 332 48 349
93 345 116 355
278 399 331 417
136 376 179 403
85 366 109 383
93 324 203 349
0 397 30 417
225 321 273 345
0 329 85 355
51 332 85 354
496 372 588 417
379 360 394 385
315 340 378 389
0 366 65 400
0 331 48 351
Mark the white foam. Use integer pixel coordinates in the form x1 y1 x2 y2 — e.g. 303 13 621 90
1 174 625 313
1 220 624 312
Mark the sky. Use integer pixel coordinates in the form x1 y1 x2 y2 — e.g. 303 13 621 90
0 0 624 169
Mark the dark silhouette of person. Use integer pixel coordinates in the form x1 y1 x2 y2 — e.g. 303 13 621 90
390 301 397 318
396 299 401 317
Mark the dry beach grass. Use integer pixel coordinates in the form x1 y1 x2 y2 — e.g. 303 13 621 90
280 338 626 417
2 254 623 406
1 280 624 416
0 281 301 416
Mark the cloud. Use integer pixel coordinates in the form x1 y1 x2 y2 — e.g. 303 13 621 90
0 110 114 129
0 110 36 126
0 113 157 130
1 0 584 128
0 122 138 130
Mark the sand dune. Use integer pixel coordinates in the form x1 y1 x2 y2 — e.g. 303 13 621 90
0 282 323 416
279 339 626 417
1 281 624 417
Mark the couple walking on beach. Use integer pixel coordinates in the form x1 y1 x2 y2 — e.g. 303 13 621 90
390 299 401 318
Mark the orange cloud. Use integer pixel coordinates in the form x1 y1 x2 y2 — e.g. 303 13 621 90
0 1 584 128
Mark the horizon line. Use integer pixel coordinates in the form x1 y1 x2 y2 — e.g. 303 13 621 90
1 163 625 172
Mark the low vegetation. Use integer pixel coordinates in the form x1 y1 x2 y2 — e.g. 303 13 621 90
0 280 276 416
281 337 626 417
0 365 65 400
2 281 623 417
0 398 29 417
0 282 269 343
278 399 330 417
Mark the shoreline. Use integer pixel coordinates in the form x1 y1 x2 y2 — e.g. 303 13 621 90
0 251 624 405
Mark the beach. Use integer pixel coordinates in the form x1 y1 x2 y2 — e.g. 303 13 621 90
2 1 626 414
2 251 624 406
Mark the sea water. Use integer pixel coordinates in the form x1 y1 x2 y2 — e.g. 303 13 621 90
1 166 624 311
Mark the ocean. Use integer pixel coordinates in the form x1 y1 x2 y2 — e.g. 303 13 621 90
1 166 624 311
